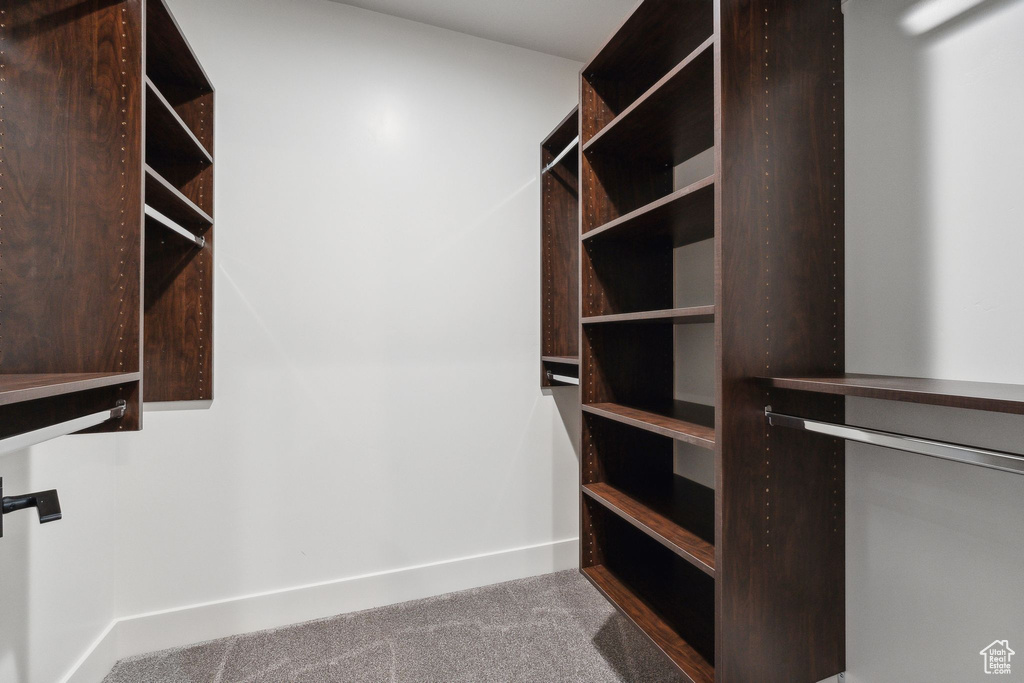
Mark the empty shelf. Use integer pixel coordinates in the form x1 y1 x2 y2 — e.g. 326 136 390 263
581 565 714 683
583 482 715 576
582 176 715 245
583 37 715 165
583 401 715 449
765 374 1024 416
147 0 213 94
145 164 213 229
145 205 206 248
146 77 213 165
0 373 141 407
583 306 714 326
542 356 580 365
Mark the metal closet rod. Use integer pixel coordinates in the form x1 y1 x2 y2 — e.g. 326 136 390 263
541 136 580 175
145 205 206 248
546 371 579 386
0 401 127 456
765 407 1024 476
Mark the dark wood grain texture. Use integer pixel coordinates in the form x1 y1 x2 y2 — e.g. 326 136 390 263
716 0 846 680
540 107 580 387
582 0 714 142
146 77 213 164
584 482 715 575
766 374 1024 415
142 0 214 403
583 37 715 166
0 373 142 407
146 0 213 94
582 177 715 245
579 0 846 679
582 564 715 683
145 164 213 227
3 0 144 432
583 401 715 449
586 504 717 672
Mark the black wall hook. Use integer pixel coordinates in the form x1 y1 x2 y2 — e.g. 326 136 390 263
0 477 62 538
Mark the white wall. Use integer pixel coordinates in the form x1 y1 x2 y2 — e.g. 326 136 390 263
0 437 119 683
113 0 581 631
845 0 1024 680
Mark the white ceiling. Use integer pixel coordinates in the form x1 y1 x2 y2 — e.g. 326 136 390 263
327 0 637 62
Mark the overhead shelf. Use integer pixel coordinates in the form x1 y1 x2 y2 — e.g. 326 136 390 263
583 401 715 450
147 0 213 95
583 38 715 165
583 306 714 326
764 374 1024 416
0 373 142 408
582 176 714 245
583 481 715 576
146 77 213 166
581 564 714 683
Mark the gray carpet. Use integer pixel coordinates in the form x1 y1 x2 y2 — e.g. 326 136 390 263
103 570 685 682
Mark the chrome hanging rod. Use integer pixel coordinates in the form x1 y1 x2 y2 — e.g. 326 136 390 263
145 205 206 248
546 371 579 386
541 136 579 175
765 407 1024 476
0 401 127 456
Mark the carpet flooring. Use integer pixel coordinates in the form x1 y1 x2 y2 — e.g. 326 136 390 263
102 570 685 683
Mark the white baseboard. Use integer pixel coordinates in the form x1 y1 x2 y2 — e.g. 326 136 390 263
63 537 579 683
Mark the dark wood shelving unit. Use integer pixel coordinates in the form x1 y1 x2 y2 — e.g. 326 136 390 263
583 564 715 683
765 374 1024 415
582 177 715 244
4 0 214 445
146 77 213 165
582 37 714 165
144 0 215 404
2 0 146 438
579 1 846 680
583 481 715 575
145 165 214 228
540 107 580 387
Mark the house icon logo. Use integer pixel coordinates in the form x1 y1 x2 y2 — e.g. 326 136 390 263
980 640 1014 675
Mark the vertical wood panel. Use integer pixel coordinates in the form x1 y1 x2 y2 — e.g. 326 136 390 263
2 0 144 430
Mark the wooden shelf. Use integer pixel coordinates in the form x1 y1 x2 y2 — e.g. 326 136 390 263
766 374 1024 416
583 306 714 326
581 565 714 683
145 164 213 229
584 481 715 576
146 77 213 166
540 107 580 388
583 0 714 136
542 356 579 365
582 176 714 245
583 401 715 450
0 373 141 408
147 0 213 94
583 38 715 165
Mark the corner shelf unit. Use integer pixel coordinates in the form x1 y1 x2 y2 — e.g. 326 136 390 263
578 1 846 681
144 0 215 404
2 0 213 451
540 107 580 387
